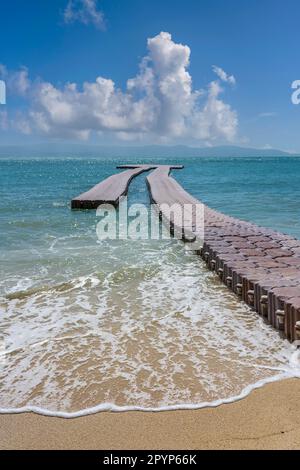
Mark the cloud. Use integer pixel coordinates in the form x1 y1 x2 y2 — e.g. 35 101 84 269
0 64 30 96
212 65 236 85
63 0 105 29
258 112 277 118
4 32 238 143
193 80 237 141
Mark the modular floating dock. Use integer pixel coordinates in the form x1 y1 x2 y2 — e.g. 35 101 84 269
72 165 300 343
71 165 155 209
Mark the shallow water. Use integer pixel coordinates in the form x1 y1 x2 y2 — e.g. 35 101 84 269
0 156 300 416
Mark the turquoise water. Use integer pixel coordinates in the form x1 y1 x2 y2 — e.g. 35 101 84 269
2 156 300 294
0 156 299 415
1 156 300 253
175 157 300 237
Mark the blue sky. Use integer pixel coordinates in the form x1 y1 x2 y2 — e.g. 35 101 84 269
1 0 300 151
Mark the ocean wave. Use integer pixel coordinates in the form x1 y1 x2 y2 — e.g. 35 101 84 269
0 250 298 415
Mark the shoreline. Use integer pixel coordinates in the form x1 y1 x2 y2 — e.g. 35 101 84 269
0 371 295 418
1 378 300 450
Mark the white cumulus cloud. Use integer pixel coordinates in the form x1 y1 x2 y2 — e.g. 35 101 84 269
63 0 105 29
3 32 238 144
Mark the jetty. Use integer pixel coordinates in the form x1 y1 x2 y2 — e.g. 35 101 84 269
72 164 300 343
71 165 155 209
147 167 300 342
146 165 201 242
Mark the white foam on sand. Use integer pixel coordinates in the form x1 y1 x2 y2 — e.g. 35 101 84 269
1 240 299 417
0 372 299 418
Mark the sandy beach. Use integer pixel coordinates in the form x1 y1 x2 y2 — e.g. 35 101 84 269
0 378 299 450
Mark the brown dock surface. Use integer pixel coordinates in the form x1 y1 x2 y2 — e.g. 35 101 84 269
147 165 194 207
146 166 300 342
146 165 201 242
71 165 154 209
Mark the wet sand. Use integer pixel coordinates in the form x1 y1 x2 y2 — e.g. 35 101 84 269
0 378 300 450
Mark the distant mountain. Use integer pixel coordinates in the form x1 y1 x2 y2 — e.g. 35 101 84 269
100 145 292 158
0 143 295 158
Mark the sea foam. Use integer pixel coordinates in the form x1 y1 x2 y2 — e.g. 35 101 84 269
0 241 299 417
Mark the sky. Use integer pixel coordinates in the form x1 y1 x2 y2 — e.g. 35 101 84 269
1 0 300 151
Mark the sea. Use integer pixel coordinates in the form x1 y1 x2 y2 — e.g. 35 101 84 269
0 155 300 417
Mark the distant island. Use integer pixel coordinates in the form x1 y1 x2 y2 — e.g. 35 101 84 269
0 144 295 159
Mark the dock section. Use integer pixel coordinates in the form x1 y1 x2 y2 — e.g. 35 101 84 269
71 165 154 209
147 167 300 343
146 165 201 242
